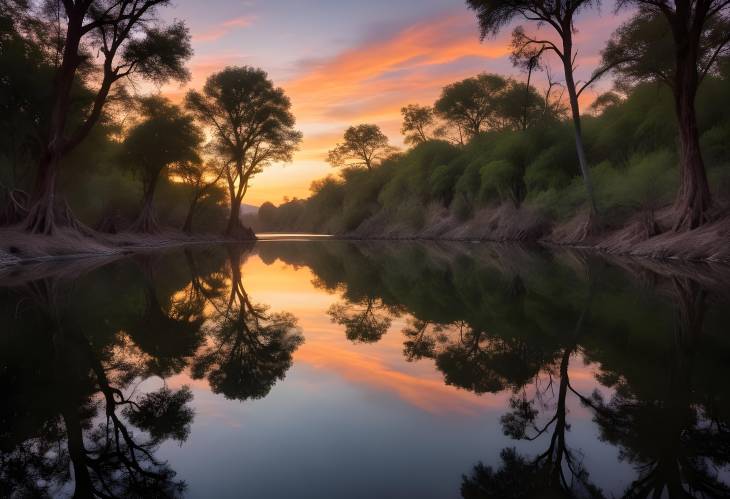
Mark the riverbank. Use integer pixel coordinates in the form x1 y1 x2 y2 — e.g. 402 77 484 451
341 203 730 263
0 227 255 270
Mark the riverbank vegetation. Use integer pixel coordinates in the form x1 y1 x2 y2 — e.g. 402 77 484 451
0 1 299 254
256 5 730 260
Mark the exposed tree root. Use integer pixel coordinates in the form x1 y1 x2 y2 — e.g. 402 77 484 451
129 204 161 234
22 197 94 236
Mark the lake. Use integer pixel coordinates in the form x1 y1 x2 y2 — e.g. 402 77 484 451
1 240 729 498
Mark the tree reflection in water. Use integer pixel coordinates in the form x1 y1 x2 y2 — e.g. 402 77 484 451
190 247 303 401
0 244 303 497
259 241 730 498
0 277 191 498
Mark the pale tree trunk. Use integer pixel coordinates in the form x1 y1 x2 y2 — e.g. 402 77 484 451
672 42 711 230
562 51 598 217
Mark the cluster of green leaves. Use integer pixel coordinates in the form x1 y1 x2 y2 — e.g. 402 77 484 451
259 70 730 233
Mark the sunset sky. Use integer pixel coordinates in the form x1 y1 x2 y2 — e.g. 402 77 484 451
160 0 628 206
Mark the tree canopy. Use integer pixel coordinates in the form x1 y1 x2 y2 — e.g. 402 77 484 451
186 66 301 237
327 124 397 170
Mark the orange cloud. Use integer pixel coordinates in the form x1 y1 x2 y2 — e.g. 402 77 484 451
284 13 511 123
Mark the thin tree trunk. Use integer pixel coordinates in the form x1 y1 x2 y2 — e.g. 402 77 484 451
61 409 94 499
561 35 598 217
182 193 200 234
672 52 711 230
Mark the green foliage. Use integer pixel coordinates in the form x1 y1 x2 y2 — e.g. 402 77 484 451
258 71 730 232
121 96 202 186
327 124 397 170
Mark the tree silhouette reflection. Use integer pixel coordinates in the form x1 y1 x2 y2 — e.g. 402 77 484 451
0 277 192 498
261 241 730 498
327 296 397 343
0 244 303 496
190 247 304 401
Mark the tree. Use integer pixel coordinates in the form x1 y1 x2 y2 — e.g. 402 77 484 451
176 159 227 234
186 66 301 238
327 297 395 343
466 0 615 217
601 9 730 229
401 104 436 145
191 247 303 400
121 96 202 233
327 124 397 171
434 73 508 139
21 0 192 234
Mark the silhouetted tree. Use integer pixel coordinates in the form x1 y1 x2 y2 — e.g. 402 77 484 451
185 67 302 238
22 0 192 234
434 73 507 139
122 96 202 233
328 297 395 343
327 124 397 170
191 247 303 400
401 104 436 145
176 159 226 234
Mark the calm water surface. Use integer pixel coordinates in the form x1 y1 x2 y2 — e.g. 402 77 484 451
1 240 729 498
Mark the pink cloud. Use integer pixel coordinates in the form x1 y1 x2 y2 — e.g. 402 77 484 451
193 15 257 43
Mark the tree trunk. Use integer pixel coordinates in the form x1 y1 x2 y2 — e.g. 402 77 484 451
22 154 76 235
672 50 711 230
131 175 160 233
225 194 243 236
23 10 84 235
562 43 598 217
182 194 199 234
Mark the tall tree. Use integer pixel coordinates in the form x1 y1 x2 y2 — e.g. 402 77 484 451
602 9 730 229
22 0 192 234
327 124 397 171
466 0 614 216
434 73 508 139
121 96 202 233
400 104 436 145
185 66 301 238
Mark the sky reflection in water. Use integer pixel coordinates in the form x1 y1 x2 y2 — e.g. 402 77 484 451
1 241 729 498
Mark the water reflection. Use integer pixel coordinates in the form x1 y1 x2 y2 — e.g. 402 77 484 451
260 241 730 498
0 245 303 497
1 241 729 498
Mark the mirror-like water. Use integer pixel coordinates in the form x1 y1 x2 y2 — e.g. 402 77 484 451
1 241 729 498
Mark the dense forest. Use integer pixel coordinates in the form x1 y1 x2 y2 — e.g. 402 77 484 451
258 72 730 238
0 0 299 240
